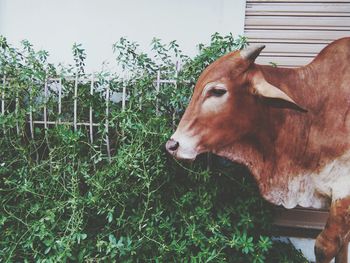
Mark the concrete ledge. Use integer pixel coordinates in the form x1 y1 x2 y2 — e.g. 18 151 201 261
273 206 328 231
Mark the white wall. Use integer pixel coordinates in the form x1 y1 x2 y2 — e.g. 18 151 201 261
0 0 246 72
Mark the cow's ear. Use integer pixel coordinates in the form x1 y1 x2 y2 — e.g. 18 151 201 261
250 73 307 112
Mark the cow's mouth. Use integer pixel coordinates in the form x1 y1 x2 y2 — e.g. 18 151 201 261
165 138 199 162
171 152 197 162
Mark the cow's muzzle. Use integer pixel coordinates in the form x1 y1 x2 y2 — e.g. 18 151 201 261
165 139 179 155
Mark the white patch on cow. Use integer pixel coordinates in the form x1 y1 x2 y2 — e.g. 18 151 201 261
201 82 228 114
314 152 350 201
202 95 228 114
264 152 350 209
202 82 226 97
265 176 329 209
171 129 200 160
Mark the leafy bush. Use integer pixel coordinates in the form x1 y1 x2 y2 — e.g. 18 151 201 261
0 34 308 262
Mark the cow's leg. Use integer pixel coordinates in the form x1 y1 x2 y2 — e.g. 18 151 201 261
335 241 348 263
315 197 350 263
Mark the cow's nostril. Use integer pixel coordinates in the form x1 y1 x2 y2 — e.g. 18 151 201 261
166 139 179 153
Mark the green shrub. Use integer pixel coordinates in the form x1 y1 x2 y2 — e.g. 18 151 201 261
0 34 308 262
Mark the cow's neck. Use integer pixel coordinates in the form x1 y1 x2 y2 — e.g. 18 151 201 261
218 65 327 207
216 46 350 208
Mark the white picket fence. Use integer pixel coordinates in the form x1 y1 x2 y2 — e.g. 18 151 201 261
0 65 184 162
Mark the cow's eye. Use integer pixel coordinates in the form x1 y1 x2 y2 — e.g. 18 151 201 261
209 88 227 97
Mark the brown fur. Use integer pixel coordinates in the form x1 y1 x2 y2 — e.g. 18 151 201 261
167 38 350 262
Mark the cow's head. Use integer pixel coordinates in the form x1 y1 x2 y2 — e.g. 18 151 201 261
166 45 304 161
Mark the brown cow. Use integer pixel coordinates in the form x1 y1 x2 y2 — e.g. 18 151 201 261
166 37 350 263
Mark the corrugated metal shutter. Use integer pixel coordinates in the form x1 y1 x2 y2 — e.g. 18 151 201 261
244 1 350 232
244 0 350 67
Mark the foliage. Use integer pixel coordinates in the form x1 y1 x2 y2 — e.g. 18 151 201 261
0 33 308 262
